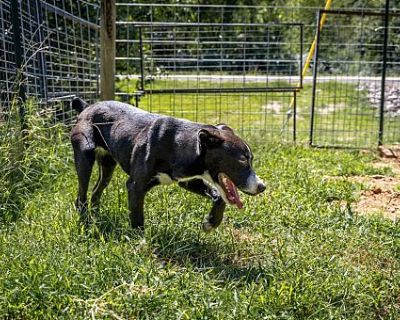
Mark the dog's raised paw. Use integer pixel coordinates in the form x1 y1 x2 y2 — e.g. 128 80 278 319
202 221 214 233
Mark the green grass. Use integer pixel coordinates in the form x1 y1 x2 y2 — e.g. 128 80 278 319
1 103 400 319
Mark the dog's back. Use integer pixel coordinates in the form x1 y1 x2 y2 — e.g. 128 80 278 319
71 99 203 174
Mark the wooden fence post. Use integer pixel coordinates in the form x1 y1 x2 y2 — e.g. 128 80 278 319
100 0 116 100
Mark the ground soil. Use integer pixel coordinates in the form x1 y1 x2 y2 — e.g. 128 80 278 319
350 146 400 221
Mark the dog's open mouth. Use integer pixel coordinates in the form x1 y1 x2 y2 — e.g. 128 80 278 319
218 173 243 209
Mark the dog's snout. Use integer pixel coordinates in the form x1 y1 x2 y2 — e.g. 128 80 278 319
257 182 266 194
242 174 266 195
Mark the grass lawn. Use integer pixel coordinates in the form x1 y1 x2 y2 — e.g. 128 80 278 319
1 106 400 319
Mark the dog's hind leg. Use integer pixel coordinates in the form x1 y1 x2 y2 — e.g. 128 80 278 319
178 179 226 232
91 153 117 212
71 132 96 226
73 149 95 226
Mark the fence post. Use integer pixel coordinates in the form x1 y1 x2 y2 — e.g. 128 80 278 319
293 91 297 143
100 0 116 100
34 0 48 103
138 27 145 92
309 10 322 146
10 0 26 125
378 0 390 146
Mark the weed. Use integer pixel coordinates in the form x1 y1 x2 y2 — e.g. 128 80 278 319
0 99 70 224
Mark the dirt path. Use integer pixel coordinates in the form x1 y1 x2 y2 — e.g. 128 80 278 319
351 147 400 221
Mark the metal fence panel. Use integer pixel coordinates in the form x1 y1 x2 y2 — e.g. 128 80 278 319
0 0 15 119
310 9 400 148
133 23 303 94
115 4 306 140
0 0 100 123
2 1 399 147
382 12 400 145
116 2 400 147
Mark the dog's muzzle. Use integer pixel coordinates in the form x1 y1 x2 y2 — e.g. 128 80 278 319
242 172 266 195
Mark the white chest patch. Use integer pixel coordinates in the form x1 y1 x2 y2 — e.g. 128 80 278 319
156 172 215 186
155 171 215 187
176 171 215 188
155 171 229 204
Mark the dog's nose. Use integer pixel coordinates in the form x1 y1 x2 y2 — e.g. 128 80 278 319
257 182 266 193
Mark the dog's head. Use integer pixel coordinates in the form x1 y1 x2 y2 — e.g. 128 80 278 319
198 124 266 208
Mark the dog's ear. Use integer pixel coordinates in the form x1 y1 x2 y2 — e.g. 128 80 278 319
197 128 224 153
71 97 89 114
216 123 234 133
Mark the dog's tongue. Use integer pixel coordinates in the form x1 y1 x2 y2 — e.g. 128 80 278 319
225 178 243 209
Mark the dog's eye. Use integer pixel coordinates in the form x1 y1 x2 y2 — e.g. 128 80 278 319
238 156 248 166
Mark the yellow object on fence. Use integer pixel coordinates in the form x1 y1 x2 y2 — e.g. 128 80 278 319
287 0 333 111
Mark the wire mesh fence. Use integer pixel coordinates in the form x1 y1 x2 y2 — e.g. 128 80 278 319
132 23 302 91
115 2 400 146
146 22 301 140
0 0 100 123
310 9 400 148
115 3 310 141
0 0 16 115
1 1 399 147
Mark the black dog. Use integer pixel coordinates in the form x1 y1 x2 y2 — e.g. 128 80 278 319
70 98 265 231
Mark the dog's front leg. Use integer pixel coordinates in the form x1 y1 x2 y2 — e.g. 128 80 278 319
203 197 226 232
179 180 226 232
126 177 146 230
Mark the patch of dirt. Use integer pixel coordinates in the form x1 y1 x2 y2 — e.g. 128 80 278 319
354 191 400 221
318 103 346 115
372 158 400 175
350 175 400 221
373 146 400 175
262 101 283 114
348 146 400 221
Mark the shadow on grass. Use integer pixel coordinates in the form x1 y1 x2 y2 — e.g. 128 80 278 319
78 209 137 240
86 210 272 285
150 227 273 285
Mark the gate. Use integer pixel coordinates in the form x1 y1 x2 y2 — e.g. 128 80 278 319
310 9 400 148
116 21 304 140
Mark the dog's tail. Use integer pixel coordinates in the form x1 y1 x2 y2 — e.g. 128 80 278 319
71 97 89 114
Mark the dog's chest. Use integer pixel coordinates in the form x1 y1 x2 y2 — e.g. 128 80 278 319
155 172 215 187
